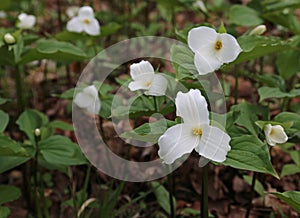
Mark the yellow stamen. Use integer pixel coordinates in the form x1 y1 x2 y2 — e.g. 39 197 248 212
83 18 90 25
192 127 202 136
145 81 151 87
270 128 275 136
215 40 222 50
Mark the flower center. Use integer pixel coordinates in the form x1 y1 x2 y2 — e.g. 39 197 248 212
269 128 275 136
214 40 222 50
145 81 152 87
192 127 202 136
83 18 91 25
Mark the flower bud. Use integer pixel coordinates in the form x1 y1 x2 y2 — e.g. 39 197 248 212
249 25 266 36
4 33 16 44
34 128 41 137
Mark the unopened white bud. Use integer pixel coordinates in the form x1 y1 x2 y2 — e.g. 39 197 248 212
4 33 15 44
34 128 41 137
249 25 266 36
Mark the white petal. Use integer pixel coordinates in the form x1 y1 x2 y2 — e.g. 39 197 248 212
128 80 150 91
264 124 275 146
18 14 36 29
74 92 92 108
215 33 242 63
74 85 100 114
175 89 209 125
188 26 217 53
196 124 231 162
264 124 288 146
86 97 101 114
78 6 94 18
148 74 168 96
18 13 27 21
130 60 154 80
158 124 199 164
67 17 83 33
66 6 79 18
83 19 100 36
194 51 223 75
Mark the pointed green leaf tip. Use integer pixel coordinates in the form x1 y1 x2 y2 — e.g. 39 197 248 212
218 21 227 34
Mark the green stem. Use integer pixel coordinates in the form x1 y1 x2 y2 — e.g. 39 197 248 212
245 172 257 218
167 173 175 218
201 164 208 218
234 66 239 105
15 65 25 113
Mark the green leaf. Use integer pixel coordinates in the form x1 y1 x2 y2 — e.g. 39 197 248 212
223 135 278 178
0 0 10 9
170 44 198 80
255 74 285 90
273 112 300 140
56 88 75 99
263 0 300 11
111 95 156 119
49 120 74 131
270 191 300 213
276 50 300 79
101 22 121 37
0 97 9 105
0 206 10 218
121 119 176 143
20 39 88 64
243 175 265 197
258 87 300 102
230 35 293 65
0 185 21 204
16 109 49 144
0 136 28 156
229 101 269 136
229 5 263 26
0 110 9 133
281 164 300 177
151 181 176 215
38 135 86 166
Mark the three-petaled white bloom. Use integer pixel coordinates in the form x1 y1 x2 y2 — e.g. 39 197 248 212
66 6 100 36
74 85 101 115
128 60 168 96
158 89 231 165
188 26 242 75
17 13 36 29
264 124 288 146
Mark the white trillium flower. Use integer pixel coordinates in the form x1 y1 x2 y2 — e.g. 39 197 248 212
74 85 101 115
17 13 36 29
264 124 288 146
66 6 100 36
128 60 168 96
188 26 242 75
158 89 231 165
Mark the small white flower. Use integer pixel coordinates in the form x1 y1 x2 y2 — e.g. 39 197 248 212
249 25 266 36
66 6 80 18
264 124 288 146
188 26 242 75
74 85 101 115
0 10 7 19
128 60 168 96
66 6 100 36
4 33 15 44
158 89 231 165
17 13 36 29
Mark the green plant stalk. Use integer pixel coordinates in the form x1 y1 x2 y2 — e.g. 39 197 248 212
245 172 257 218
201 164 208 218
15 65 25 113
167 173 175 218
234 67 239 105
33 135 43 217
